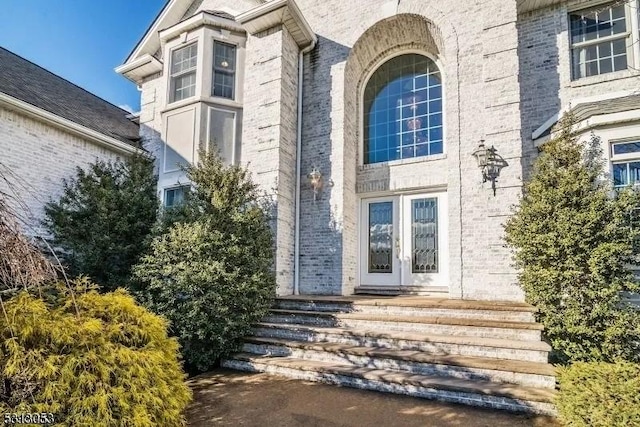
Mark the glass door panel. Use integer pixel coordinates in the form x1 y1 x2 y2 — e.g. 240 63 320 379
360 197 400 286
411 198 438 273
368 202 394 273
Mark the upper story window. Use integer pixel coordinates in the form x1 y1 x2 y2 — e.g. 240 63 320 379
212 41 236 99
570 2 635 79
612 141 640 189
170 43 198 102
363 54 443 165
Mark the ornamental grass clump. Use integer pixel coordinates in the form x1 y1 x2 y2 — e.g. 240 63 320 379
133 151 276 372
504 114 640 364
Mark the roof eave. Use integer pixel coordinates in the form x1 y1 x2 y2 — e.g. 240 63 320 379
237 0 316 50
0 92 143 156
158 11 245 42
532 89 640 142
115 54 163 85
518 0 566 14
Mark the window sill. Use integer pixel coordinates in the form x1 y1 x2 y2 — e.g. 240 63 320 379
201 96 242 109
359 153 447 171
162 97 199 114
570 69 639 88
161 96 242 114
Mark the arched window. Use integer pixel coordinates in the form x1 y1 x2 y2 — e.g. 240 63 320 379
363 54 443 164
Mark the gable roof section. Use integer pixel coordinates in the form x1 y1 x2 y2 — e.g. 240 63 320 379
123 0 193 64
0 47 140 147
123 0 265 67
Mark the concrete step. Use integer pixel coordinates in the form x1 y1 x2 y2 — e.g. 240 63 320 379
265 309 543 341
221 353 557 415
275 296 537 322
253 323 551 363
243 337 556 389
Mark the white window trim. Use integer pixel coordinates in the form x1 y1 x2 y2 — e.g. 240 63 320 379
569 0 640 80
212 40 238 101
610 139 640 189
169 42 198 103
207 106 237 165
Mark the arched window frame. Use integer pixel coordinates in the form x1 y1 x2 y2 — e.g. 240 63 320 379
359 50 446 167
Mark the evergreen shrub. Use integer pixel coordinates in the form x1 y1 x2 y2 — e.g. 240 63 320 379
133 152 276 372
504 115 640 363
557 361 640 427
44 155 157 291
0 279 192 426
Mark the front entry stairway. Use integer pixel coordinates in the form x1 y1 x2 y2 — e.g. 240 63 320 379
222 295 556 415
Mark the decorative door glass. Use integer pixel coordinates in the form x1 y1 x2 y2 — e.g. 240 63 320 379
368 202 394 273
411 198 438 273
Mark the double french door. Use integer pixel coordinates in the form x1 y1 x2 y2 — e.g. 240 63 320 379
360 192 448 288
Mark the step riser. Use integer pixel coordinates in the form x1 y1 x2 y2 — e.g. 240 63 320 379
274 301 536 322
243 343 556 389
221 358 556 416
263 315 542 341
253 327 549 363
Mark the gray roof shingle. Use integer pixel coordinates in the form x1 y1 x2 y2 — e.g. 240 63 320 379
0 46 140 146
204 10 235 20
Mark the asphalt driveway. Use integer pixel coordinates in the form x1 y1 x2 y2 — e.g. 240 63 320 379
186 369 558 427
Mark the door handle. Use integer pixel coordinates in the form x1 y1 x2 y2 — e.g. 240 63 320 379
395 237 401 259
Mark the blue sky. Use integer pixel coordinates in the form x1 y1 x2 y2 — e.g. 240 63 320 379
0 0 166 112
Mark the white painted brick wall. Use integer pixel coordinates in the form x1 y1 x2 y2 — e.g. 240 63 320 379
0 106 124 235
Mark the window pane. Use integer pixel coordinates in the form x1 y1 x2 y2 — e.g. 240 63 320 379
612 38 626 55
213 71 234 99
214 42 236 70
599 57 613 74
172 72 196 102
613 163 628 187
209 108 236 164
613 54 628 71
363 54 443 164
164 186 189 208
630 162 640 185
171 44 197 75
613 142 640 155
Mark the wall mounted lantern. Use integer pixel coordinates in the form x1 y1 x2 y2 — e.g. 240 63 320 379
472 140 506 196
308 168 323 202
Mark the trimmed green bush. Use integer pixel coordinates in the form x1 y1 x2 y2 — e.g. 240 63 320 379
43 154 158 291
505 114 640 363
557 361 640 427
133 151 276 372
0 279 192 426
